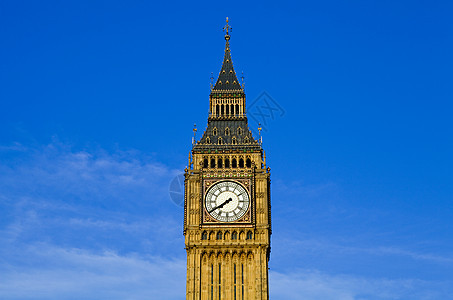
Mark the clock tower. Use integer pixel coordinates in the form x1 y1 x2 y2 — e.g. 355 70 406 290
184 18 271 300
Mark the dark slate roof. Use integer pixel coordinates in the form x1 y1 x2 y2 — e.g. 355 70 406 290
213 35 243 92
193 118 262 152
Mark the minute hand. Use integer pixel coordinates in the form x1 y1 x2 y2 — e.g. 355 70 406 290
209 198 233 213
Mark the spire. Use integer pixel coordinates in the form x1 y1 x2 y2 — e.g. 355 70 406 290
194 19 260 151
213 17 243 92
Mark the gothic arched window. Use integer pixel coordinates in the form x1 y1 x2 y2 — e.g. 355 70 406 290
216 232 222 240
232 231 238 240
202 231 208 240
225 127 230 136
237 127 242 135
225 158 230 168
246 231 253 240
217 158 223 168
232 158 237 168
203 158 208 168
210 158 216 168
239 158 244 168
232 137 237 145
246 158 252 168
213 127 217 136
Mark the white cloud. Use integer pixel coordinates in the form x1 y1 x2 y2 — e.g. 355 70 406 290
270 269 452 300
273 178 338 199
373 246 453 264
0 140 182 231
274 238 453 265
0 141 187 299
0 243 186 300
1 141 451 299
0 142 176 204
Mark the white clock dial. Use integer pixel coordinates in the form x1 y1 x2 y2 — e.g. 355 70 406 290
205 181 250 222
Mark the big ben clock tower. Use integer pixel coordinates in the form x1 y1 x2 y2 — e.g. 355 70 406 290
184 18 271 300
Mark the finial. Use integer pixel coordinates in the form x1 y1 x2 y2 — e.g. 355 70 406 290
210 72 214 89
223 17 232 40
241 71 245 89
192 123 197 145
188 153 191 169
258 122 263 144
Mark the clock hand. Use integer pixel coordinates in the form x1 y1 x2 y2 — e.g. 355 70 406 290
209 198 233 213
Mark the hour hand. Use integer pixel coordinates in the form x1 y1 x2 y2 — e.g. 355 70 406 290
209 198 232 213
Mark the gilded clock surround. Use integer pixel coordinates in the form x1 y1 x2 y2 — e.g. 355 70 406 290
202 179 252 224
184 18 271 300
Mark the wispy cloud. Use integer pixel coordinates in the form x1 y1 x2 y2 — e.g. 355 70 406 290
0 243 186 300
274 238 453 265
0 142 28 152
0 141 175 207
270 269 452 300
0 141 186 299
0 140 181 220
373 246 453 264
1 141 452 299
273 178 338 200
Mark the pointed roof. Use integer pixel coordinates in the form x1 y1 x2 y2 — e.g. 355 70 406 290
213 19 243 92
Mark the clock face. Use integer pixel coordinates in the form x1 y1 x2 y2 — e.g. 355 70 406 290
205 181 250 222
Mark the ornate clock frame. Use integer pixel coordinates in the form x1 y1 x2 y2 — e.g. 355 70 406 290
201 177 254 226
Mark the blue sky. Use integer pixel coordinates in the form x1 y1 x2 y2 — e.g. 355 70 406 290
1 1 452 299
